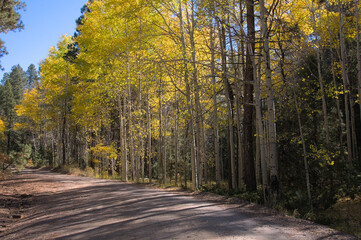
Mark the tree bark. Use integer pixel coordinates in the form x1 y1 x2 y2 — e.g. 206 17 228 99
293 89 313 212
120 96 128 182
187 0 203 187
147 93 152 184
243 0 257 191
357 0 361 122
311 2 330 145
175 91 179 186
326 8 343 148
210 12 221 186
261 0 279 204
178 0 198 189
339 1 353 166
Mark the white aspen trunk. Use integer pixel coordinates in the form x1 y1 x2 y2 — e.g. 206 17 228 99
128 78 135 181
210 9 221 186
350 85 358 159
158 77 163 184
255 77 268 203
254 41 268 203
339 2 353 166
326 9 343 147
120 96 128 182
178 0 198 189
124 21 134 181
52 134 56 168
147 93 152 184
237 0 245 188
57 124 62 166
187 0 203 187
163 110 168 185
260 0 278 204
254 2 268 202
139 75 144 183
218 15 236 190
311 2 330 144
141 139 144 183
175 94 179 186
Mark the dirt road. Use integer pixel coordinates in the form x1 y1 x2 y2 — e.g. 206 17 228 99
0 169 358 240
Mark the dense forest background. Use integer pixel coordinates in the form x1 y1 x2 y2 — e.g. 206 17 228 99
1 0 361 235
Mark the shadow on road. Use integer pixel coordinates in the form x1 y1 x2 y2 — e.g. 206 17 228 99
0 169 358 240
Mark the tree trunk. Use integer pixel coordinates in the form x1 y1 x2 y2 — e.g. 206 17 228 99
178 0 198 189
210 8 221 187
175 91 179 186
260 0 279 204
62 112 67 166
158 76 164 184
187 0 203 187
326 8 343 148
128 84 135 181
243 0 257 191
163 110 168 185
357 0 361 122
147 93 152 184
237 0 245 188
255 58 268 204
311 2 330 145
293 89 313 212
339 1 353 166
120 96 128 182
218 14 236 190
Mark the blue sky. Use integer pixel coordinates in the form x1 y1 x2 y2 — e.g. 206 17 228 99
0 0 87 74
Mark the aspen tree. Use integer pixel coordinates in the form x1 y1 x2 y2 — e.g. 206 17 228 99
209 4 221 186
178 0 198 189
310 1 330 144
261 0 279 204
339 0 353 166
174 90 179 186
237 0 246 188
186 0 204 187
326 6 343 146
147 92 152 184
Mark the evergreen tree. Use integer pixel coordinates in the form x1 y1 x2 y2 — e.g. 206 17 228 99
0 0 25 68
2 79 16 154
8 65 27 103
26 64 39 89
0 65 28 155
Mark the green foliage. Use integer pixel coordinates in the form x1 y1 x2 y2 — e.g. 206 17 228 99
26 64 39 88
0 0 25 67
233 185 264 204
32 149 48 168
8 65 27 102
9 144 31 170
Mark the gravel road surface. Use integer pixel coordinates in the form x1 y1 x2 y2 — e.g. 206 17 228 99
0 169 358 240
